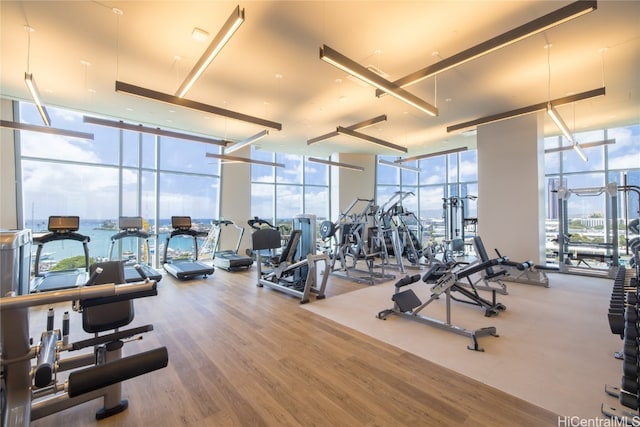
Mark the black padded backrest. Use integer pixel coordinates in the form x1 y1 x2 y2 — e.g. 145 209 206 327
251 228 281 251
82 261 134 333
279 230 301 264
473 236 489 262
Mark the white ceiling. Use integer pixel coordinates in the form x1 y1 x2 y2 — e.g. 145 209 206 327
1 1 638 157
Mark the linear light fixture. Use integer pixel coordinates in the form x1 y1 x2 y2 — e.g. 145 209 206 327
336 126 407 154
307 157 364 172
545 103 589 162
319 45 438 117
175 5 245 98
205 152 285 168
447 87 605 133
308 114 387 145
115 81 283 130
544 139 615 153
395 146 468 163
375 0 597 96
225 129 268 154
546 103 574 143
1 120 94 140
24 72 51 126
378 158 421 172
83 115 230 146
572 141 588 162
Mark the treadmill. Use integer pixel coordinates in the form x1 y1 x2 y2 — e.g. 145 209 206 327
108 216 163 283
163 216 214 280
209 219 254 271
31 215 90 292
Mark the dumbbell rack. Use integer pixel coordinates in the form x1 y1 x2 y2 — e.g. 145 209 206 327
602 262 640 421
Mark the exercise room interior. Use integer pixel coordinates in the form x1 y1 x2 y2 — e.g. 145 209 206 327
1 1 639 426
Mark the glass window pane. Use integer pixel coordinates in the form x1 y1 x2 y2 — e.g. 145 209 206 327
419 185 445 243
401 167 418 186
377 155 400 185
276 185 302 226
419 156 446 185
122 167 139 216
608 125 640 171
122 130 139 167
160 136 219 174
276 154 302 184
158 172 219 220
305 159 328 186
459 150 477 182
304 187 329 220
141 133 156 169
447 153 458 183
251 183 274 222
251 147 274 182
544 136 561 175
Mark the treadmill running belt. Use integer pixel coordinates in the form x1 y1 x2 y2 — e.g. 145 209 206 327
32 271 87 292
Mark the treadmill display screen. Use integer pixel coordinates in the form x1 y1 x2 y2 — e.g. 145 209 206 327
48 216 80 232
119 216 143 230
171 216 192 230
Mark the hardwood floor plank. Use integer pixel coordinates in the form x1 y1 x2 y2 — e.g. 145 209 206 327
25 267 559 426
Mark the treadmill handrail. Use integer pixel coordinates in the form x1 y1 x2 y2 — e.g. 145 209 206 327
34 231 91 275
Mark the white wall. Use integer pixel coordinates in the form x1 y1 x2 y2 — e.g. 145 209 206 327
219 146 252 255
1 98 18 229
477 113 545 264
331 153 376 221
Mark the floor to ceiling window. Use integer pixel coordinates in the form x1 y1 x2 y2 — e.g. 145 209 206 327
250 147 330 234
544 124 640 264
16 101 221 268
377 150 478 249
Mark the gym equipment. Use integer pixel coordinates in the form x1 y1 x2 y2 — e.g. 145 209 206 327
108 216 162 283
252 214 329 304
30 216 91 293
0 230 168 426
377 256 510 351
556 183 620 278
602 259 640 421
374 191 425 273
201 219 253 271
321 198 395 285
442 195 477 254
163 216 214 280
470 236 549 291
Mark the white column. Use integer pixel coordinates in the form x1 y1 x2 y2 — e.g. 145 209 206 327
476 113 545 264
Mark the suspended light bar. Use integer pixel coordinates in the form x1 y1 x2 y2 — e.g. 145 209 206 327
546 103 574 143
376 0 597 96
115 81 283 130
175 5 245 98
395 147 468 163
307 114 387 145
336 126 407 154
573 142 588 162
544 139 615 153
320 45 438 117
378 158 420 172
307 157 364 172
225 129 268 154
1 120 93 140
83 115 230 146
205 152 285 168
24 72 51 126
447 87 605 133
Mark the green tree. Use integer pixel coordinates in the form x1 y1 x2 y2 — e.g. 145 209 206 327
51 255 94 271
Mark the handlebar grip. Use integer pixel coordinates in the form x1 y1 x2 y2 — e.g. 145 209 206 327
133 264 148 281
34 331 58 388
85 267 103 287
394 274 422 288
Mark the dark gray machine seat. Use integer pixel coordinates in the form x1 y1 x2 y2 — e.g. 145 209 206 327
83 261 133 333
